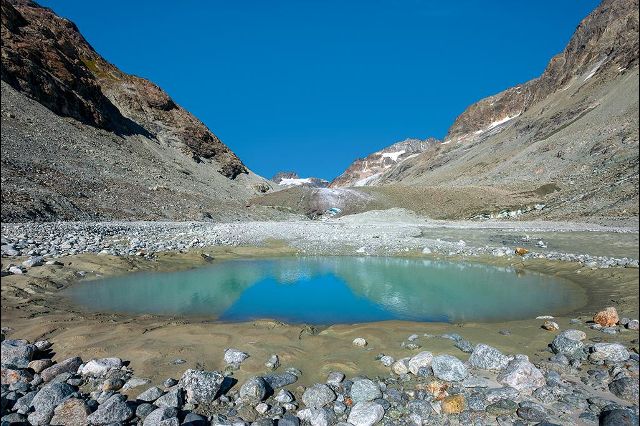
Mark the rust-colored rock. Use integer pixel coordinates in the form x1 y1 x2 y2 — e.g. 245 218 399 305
594 307 619 327
441 394 465 414
515 247 529 256
1 367 33 384
28 358 54 373
50 398 91 426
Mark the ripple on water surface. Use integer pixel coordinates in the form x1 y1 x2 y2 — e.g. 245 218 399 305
65 257 587 324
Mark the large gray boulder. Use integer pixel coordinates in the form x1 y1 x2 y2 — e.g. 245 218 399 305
302 384 336 408
469 344 510 370
179 369 225 404
431 355 468 381
347 401 385 426
497 356 545 393
350 379 382 403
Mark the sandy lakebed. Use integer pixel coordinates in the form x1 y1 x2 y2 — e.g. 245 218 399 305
1 214 638 392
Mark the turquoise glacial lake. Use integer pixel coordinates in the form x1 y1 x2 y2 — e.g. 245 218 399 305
66 257 586 324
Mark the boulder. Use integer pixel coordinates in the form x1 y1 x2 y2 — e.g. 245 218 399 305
589 343 630 362
408 352 433 375
350 379 382 403
347 401 384 426
431 355 468 381
469 344 510 370
594 307 619 327
179 369 225 404
41 357 83 382
497 356 545 393
302 384 336 408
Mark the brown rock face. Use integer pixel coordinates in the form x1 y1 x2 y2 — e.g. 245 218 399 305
446 0 639 140
50 398 91 426
593 306 619 327
1 0 247 178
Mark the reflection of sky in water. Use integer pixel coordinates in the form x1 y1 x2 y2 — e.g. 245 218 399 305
66 257 587 324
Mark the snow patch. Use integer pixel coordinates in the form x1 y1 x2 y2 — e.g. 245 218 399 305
354 173 382 187
486 113 520 130
584 58 606 81
381 150 406 162
279 178 313 186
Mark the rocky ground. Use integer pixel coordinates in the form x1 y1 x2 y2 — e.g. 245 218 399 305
1 210 638 270
1 304 639 426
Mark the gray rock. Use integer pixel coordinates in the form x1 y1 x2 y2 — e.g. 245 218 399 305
122 377 151 390
137 386 164 402
13 390 37 414
326 371 345 385
1 339 35 368
551 334 584 358
350 379 382 403
79 358 122 376
454 339 475 353
22 256 44 267
497 356 545 392
263 372 298 389
50 397 91 426
29 382 75 425
609 377 639 402
155 387 183 408
408 352 433 375
469 344 510 370
136 402 157 419
183 412 208 425
599 409 639 426
275 389 294 403
278 413 300 426
347 401 385 426
179 369 225 404
224 348 249 365
297 407 336 426
1 413 27 424
516 401 547 422
41 357 83 382
302 384 336 408
627 320 639 330
239 376 268 403
86 394 134 425
589 343 630 362
431 355 468 381
265 354 280 370
143 407 179 426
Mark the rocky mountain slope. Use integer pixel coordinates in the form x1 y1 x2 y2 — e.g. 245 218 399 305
1 0 276 221
332 0 639 222
330 138 437 187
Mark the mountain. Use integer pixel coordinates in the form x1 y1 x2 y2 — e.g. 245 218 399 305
331 0 639 221
272 172 329 189
1 0 275 221
330 138 438 188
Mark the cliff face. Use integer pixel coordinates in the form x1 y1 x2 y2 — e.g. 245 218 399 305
1 0 279 221
331 0 639 220
1 0 246 179
445 0 639 141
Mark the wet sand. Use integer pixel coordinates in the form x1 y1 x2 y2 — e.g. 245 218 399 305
1 243 638 391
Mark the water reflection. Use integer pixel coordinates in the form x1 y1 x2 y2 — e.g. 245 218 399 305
66 257 587 324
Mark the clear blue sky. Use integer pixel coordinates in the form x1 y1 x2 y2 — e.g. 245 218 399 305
39 0 600 180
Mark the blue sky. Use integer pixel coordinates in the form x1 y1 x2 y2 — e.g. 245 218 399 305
39 0 600 180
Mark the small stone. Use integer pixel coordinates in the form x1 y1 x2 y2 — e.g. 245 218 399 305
326 371 345 385
542 321 559 331
263 372 298 388
87 394 134 425
594 307 619 327
224 348 249 365
102 378 124 391
302 383 336 408
352 338 367 347
275 389 294 403
516 401 547 422
626 319 639 330
497 356 545 393
155 388 183 408
379 355 394 367
265 354 280 370
22 256 44 267
28 359 54 373
441 394 465 414
347 401 384 426
408 351 433 375
255 402 269 414
143 407 179 426
599 409 638 426
79 358 122 377
136 403 157 419
391 358 410 375
350 379 382 402
431 354 468 381
279 413 301 426
137 386 165 402
239 376 268 403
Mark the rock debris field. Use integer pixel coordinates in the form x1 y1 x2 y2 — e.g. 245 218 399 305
1 305 638 425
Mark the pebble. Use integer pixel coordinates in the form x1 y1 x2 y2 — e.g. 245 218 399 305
352 338 367 347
